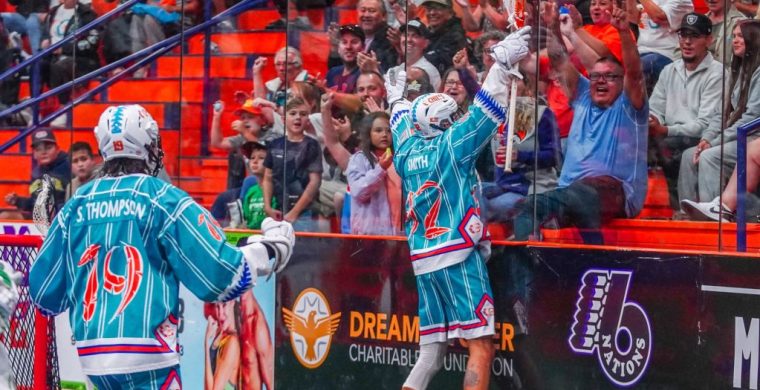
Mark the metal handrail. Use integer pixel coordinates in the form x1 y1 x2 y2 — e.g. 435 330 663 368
0 0 141 83
735 116 760 251
0 0 263 154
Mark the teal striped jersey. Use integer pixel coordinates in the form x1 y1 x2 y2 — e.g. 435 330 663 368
392 89 507 275
29 174 254 375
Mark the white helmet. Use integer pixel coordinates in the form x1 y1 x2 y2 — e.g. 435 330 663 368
94 105 163 176
410 93 461 137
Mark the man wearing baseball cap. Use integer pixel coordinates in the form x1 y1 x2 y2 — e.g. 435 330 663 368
327 24 366 93
418 0 466 74
386 19 441 90
648 12 724 214
2 129 70 219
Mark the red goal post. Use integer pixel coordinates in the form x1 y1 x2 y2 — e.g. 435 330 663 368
0 234 60 389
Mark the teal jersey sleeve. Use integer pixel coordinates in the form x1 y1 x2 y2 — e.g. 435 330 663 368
157 194 250 302
30 208 72 317
442 89 507 169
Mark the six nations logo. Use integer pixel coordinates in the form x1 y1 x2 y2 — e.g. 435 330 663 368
568 269 653 386
282 287 342 369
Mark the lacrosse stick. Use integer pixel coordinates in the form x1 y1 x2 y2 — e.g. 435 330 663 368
501 0 526 173
32 174 55 237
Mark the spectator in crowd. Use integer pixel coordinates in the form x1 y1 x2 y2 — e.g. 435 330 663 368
637 0 693 94
387 20 441 90
266 0 312 31
356 71 388 112
649 12 724 214
482 77 561 223
209 98 282 223
679 20 760 205
681 137 760 221
240 141 276 230
456 0 508 33
2 129 70 220
447 48 480 101
327 0 397 73
513 7 648 244
559 0 633 67
327 24 365 94
418 0 466 74
706 0 746 64
346 111 402 235
40 0 100 127
405 66 436 100
0 20 25 126
735 0 758 17
129 0 200 77
253 47 309 107
263 97 323 230
66 141 97 200
1 0 47 54
476 30 506 82
441 68 472 111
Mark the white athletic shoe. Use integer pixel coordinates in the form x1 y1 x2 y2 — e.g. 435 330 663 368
680 197 735 222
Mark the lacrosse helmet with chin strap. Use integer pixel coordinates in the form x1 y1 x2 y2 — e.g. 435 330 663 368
94 104 164 176
411 93 461 137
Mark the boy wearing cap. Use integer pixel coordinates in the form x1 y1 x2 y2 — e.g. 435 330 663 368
2 129 69 219
327 24 365 94
209 99 283 223
649 12 724 213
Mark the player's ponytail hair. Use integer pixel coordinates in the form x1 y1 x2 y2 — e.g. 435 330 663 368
100 157 150 177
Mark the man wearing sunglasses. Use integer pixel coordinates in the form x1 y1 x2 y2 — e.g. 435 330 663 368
512 6 648 245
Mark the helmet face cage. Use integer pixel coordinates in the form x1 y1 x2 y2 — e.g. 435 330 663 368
147 134 164 177
411 93 460 137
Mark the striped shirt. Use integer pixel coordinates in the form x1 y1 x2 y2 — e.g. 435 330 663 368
30 174 253 375
392 89 507 275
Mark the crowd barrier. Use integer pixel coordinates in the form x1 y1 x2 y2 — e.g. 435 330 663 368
4 221 760 388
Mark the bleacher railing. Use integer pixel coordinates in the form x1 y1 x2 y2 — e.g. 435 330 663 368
0 0 265 154
735 116 760 252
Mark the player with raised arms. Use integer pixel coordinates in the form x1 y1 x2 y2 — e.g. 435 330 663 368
386 26 532 390
28 104 295 389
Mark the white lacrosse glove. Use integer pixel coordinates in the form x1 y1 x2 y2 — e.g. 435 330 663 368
240 218 295 279
0 261 21 330
384 69 407 106
490 26 532 74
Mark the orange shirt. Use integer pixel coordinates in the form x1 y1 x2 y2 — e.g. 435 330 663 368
583 23 629 63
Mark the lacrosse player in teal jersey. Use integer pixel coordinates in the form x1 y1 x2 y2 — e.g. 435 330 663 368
386 26 532 390
29 104 295 389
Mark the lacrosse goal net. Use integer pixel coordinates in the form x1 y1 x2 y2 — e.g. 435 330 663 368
0 234 60 389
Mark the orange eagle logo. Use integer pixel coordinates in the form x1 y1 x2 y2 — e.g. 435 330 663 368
282 288 341 369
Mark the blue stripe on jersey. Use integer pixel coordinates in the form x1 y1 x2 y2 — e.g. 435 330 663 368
29 174 250 375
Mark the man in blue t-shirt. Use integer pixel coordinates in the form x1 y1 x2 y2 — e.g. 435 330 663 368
513 6 648 244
